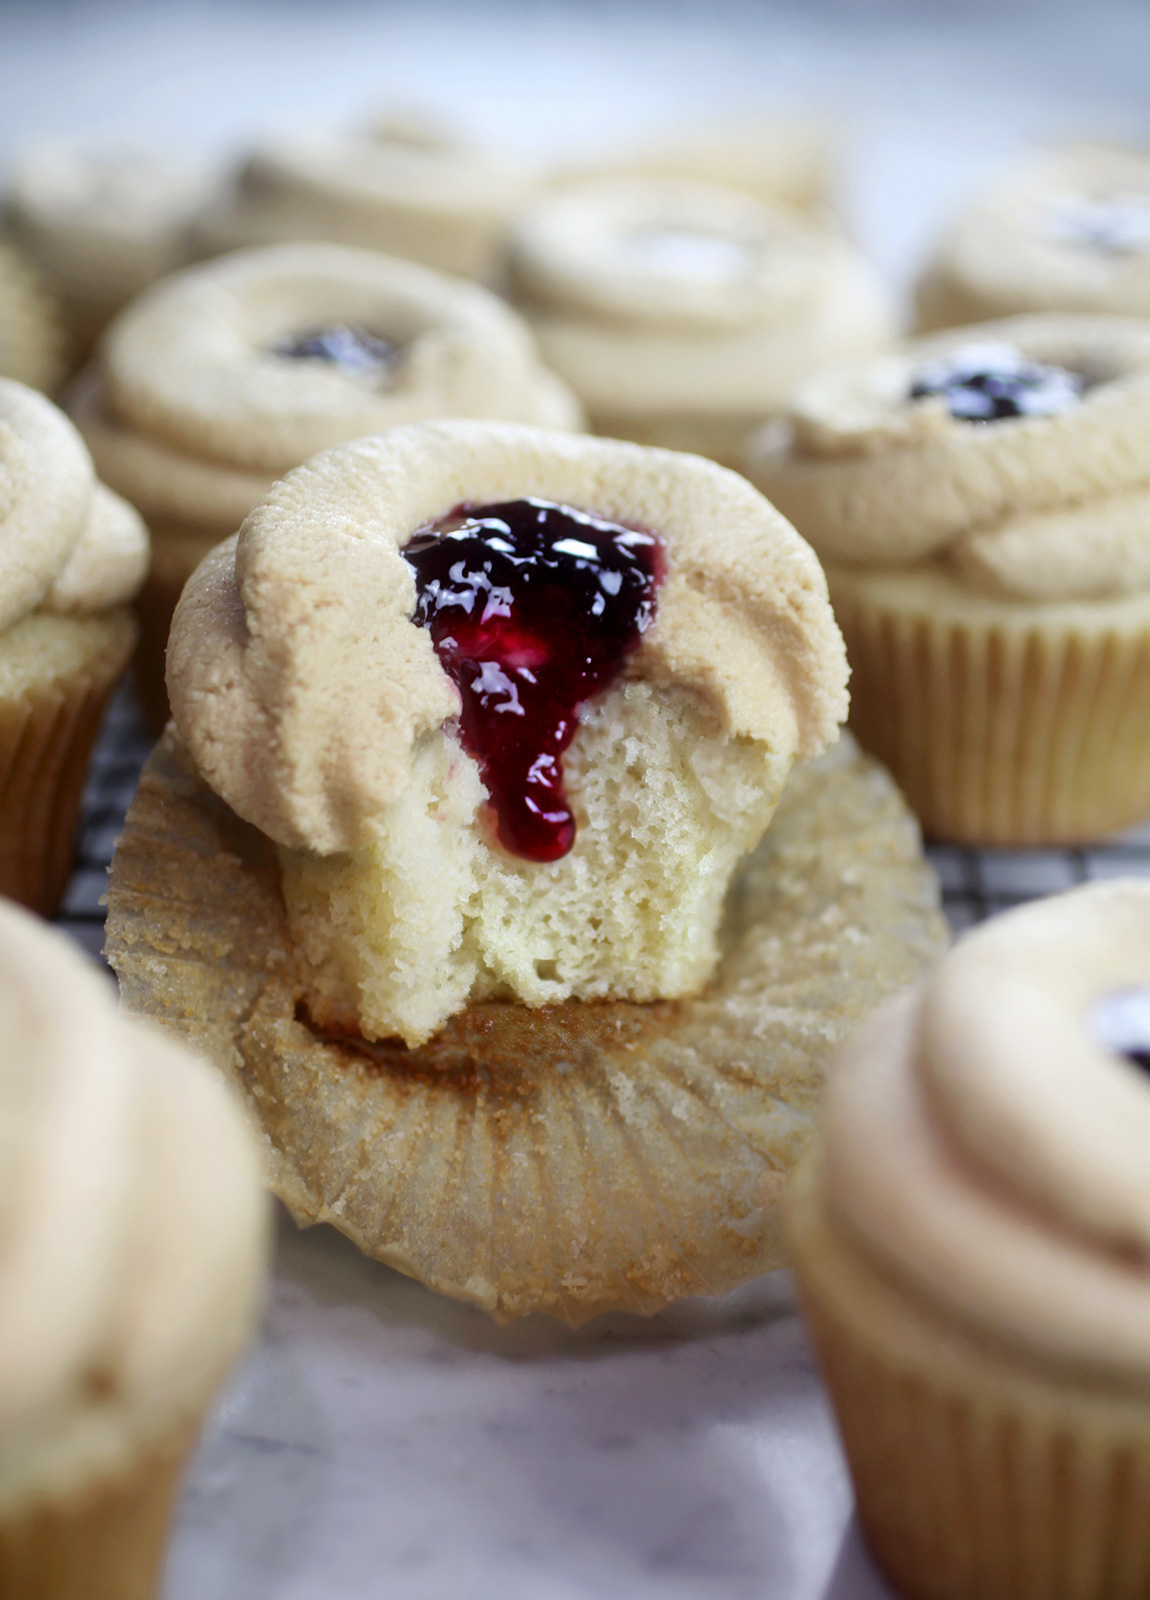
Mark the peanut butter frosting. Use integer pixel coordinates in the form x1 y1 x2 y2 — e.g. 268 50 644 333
0 901 267 1510
4 142 209 343
821 881 1150 1381
512 179 892 430
745 315 1150 602
549 113 834 218
0 240 64 392
916 143 1150 332
0 379 147 629
167 419 848 857
193 113 535 282
71 243 582 538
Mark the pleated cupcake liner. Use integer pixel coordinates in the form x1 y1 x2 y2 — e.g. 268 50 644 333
104 729 946 1325
0 1418 197 1600
789 1154 1150 1600
832 581 1150 845
0 609 135 914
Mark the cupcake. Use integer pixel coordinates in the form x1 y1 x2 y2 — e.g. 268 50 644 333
510 179 893 463
550 112 835 219
104 419 946 1324
745 315 1150 844
0 238 64 391
0 378 147 912
193 111 535 283
789 879 1150 1600
0 898 267 1600
4 142 210 366
70 241 582 728
915 143 1150 332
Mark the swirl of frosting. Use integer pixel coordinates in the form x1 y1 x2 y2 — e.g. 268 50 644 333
549 113 834 218
511 180 893 420
0 901 267 1509
745 315 1150 601
167 419 848 855
193 113 535 281
71 243 582 536
5 142 209 343
916 143 1150 331
821 880 1150 1380
0 378 147 629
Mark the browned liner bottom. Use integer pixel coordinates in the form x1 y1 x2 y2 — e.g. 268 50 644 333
0 609 135 914
789 1155 1150 1600
834 585 1150 845
105 730 946 1324
0 1420 197 1600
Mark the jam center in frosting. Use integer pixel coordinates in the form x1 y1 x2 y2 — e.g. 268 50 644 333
623 226 752 284
403 498 663 862
1044 192 1150 255
1090 988 1150 1075
269 323 399 378
909 340 1087 423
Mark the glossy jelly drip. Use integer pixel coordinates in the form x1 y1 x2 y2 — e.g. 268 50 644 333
403 498 663 862
269 323 399 377
1090 988 1150 1075
909 340 1087 423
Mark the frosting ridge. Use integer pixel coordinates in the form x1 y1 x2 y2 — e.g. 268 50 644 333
822 881 1150 1380
746 315 1150 602
0 379 147 628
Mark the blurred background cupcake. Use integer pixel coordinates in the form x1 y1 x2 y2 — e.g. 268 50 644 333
746 315 1150 844
0 377 146 911
916 142 1150 332
790 880 1150 1600
0 900 267 1600
3 141 212 371
0 238 64 391
548 111 837 220
510 176 894 463
192 109 538 283
69 240 582 727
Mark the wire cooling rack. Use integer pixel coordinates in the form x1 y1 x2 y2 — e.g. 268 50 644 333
53 689 1150 959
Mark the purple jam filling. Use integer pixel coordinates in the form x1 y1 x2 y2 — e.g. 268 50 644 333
403 497 664 862
1090 988 1150 1076
909 341 1087 423
269 323 399 377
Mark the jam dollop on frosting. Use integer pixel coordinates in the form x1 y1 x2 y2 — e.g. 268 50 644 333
1090 987 1150 1075
269 323 399 378
909 341 1087 423
403 498 663 862
1044 192 1150 255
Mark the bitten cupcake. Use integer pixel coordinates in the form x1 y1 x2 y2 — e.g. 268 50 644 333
0 238 64 391
745 315 1150 844
915 143 1150 332
510 179 893 463
105 419 946 1324
790 880 1150 1600
550 112 835 219
70 241 582 728
0 378 147 912
0 900 267 1600
4 143 209 368
193 111 535 282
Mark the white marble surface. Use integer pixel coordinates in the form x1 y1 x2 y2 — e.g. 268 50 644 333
165 1210 893 1600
